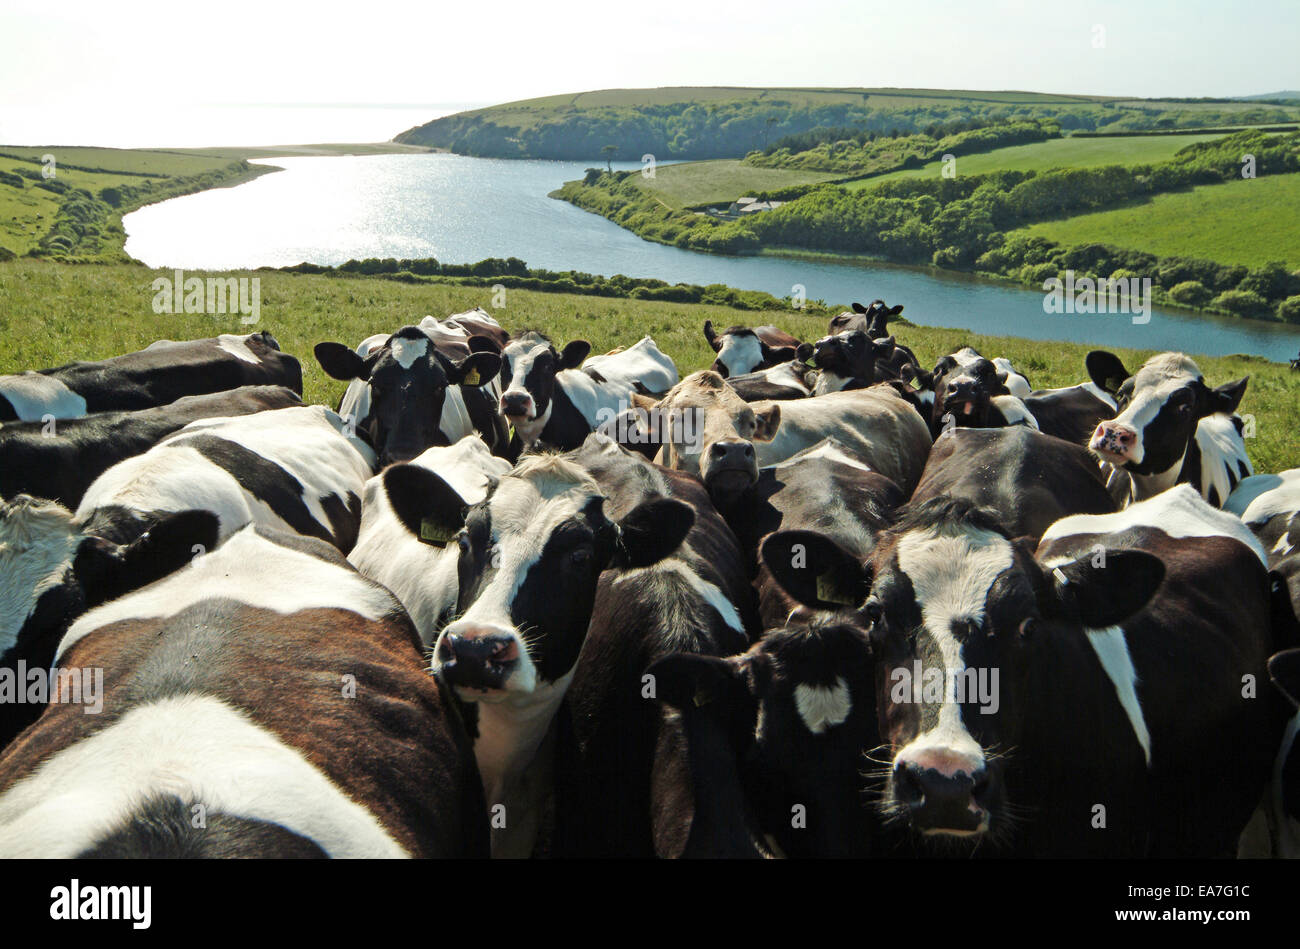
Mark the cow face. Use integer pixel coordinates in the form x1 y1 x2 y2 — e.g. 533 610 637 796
0 497 218 730
655 372 781 507
497 334 591 446
761 499 1164 845
703 322 796 378
797 330 885 384
1087 352 1247 477
390 456 692 701
828 300 904 338
650 621 880 857
315 327 501 468
930 348 1010 433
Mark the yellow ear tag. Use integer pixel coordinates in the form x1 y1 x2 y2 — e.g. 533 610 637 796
817 572 856 607
462 368 480 386
419 519 457 547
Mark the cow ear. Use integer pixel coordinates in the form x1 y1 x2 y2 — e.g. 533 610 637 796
648 653 748 712
875 336 896 356
559 340 591 370
314 342 370 381
703 320 721 351
382 464 468 547
761 344 797 365
1041 549 1164 628
613 497 694 568
74 510 219 606
761 529 871 611
752 403 781 441
851 302 868 314
795 342 814 363
466 334 500 354
450 351 501 388
1086 351 1130 395
1268 649 1300 708
888 304 904 316
1207 377 1248 415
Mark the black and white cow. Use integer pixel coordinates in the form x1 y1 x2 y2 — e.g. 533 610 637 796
0 405 375 747
1021 381 1117 446
796 330 896 395
390 452 693 856
702 322 801 378
654 372 932 508
349 436 512 646
763 485 1277 855
911 427 1117 540
497 332 673 452
1228 469 1300 640
0 386 301 507
649 619 883 857
0 332 301 422
827 300 904 339
0 525 488 857
1088 351 1252 508
551 434 756 857
723 361 812 402
926 347 1037 438
315 322 504 468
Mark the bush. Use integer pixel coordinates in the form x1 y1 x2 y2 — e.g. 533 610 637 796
932 245 964 268
1237 261 1291 301
0 245 15 262
1277 296 1300 324
1211 289 1271 318
1168 281 1212 307
0 170 24 188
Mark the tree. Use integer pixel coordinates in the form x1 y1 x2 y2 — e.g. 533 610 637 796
601 144 617 173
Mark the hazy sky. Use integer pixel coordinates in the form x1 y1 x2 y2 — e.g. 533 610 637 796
2 0 1297 109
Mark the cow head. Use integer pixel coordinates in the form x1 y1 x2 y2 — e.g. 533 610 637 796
828 300 904 338
703 322 797 378
929 348 1012 435
654 371 781 507
0 496 218 742
796 330 890 385
497 333 591 447
314 327 501 468
760 497 1164 845
390 456 692 701
1087 351 1248 478
651 620 880 857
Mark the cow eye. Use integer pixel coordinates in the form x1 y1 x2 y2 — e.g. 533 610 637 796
863 597 883 624
570 546 592 566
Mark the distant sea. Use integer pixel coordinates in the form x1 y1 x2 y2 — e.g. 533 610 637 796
0 103 477 148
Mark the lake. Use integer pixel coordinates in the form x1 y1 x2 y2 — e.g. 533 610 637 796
123 152 1300 361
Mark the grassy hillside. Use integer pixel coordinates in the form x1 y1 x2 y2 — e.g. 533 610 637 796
1017 174 1300 269
396 86 1300 160
844 132 1225 190
1 260 1295 473
631 160 840 210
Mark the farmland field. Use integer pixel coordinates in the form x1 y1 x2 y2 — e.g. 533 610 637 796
2 259 1295 472
632 160 841 209
1017 173 1300 269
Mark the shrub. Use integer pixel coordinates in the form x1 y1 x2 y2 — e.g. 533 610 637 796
1211 289 1271 318
932 245 964 268
1168 281 1212 307
1237 261 1291 301
1277 296 1300 324
0 170 24 188
0 245 15 262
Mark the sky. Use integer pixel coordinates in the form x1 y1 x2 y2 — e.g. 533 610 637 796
1 0 1296 122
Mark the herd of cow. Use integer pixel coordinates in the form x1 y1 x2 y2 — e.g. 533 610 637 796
0 298 1297 859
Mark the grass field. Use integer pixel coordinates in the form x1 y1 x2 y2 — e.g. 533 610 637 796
1017 173 1300 269
633 160 841 209
843 133 1225 190
1 260 1295 473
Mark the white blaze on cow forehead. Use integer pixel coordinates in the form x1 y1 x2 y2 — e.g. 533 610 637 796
1227 469 1300 525
389 334 429 370
0 372 87 421
716 334 764 376
893 527 1013 764
0 693 408 858
0 498 83 654
1041 483 1267 567
56 526 396 663
1110 354 1205 460
216 334 261 364
795 677 852 734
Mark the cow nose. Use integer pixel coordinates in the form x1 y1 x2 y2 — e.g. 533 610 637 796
1090 421 1137 458
709 440 754 462
434 628 520 692
892 752 990 835
500 393 533 418
702 439 758 503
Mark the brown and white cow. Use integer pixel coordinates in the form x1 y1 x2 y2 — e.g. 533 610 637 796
0 526 488 857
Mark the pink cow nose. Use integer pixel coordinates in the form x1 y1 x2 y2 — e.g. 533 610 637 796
1090 422 1136 459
